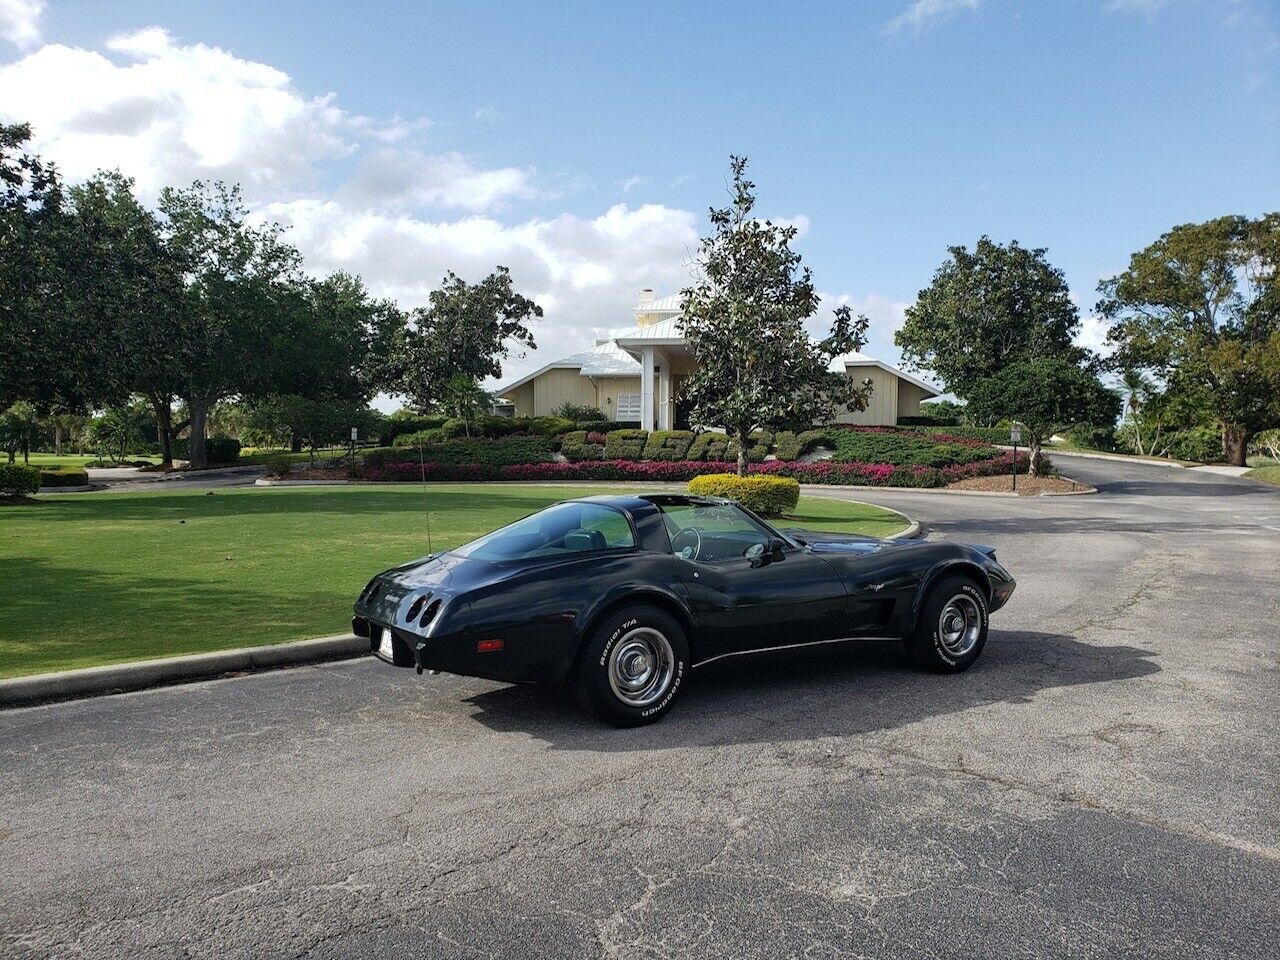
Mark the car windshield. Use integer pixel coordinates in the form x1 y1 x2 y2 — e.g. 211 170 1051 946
452 501 635 562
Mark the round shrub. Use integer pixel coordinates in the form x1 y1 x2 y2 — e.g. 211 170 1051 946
688 473 800 517
0 463 40 496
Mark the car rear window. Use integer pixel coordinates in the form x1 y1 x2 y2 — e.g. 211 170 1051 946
452 502 635 561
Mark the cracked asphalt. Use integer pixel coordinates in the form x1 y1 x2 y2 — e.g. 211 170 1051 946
2 455 1277 959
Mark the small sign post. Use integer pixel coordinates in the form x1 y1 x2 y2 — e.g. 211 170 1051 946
1010 423 1022 492
350 426 358 459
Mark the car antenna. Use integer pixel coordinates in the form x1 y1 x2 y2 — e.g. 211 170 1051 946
418 440 433 554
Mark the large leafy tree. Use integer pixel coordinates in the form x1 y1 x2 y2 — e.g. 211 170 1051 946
64 171 189 463
158 181 302 468
1098 214 1280 465
0 123 83 411
393 267 541 409
680 156 870 476
967 358 1120 476
896 237 1087 399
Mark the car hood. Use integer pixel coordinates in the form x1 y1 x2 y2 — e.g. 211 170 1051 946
784 529 892 555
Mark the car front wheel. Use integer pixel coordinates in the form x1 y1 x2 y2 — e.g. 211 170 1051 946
904 576 989 672
572 604 690 727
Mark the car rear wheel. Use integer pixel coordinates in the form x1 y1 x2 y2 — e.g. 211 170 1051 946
904 576 989 673
572 605 690 727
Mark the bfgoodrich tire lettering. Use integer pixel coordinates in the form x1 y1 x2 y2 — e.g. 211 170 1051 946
904 576 989 673
573 604 690 727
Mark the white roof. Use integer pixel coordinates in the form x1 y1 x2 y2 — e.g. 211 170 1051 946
614 315 685 345
634 293 683 313
495 340 639 395
829 350 941 397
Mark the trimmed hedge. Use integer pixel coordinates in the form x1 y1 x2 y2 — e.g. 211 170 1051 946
773 429 826 461
38 465 90 488
907 424 1007 445
354 451 1034 488
560 430 605 462
687 432 730 461
642 430 695 461
365 435 553 469
604 429 648 461
0 463 40 496
688 473 800 517
824 426 998 468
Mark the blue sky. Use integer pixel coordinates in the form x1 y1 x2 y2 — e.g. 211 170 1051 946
2 0 1277 388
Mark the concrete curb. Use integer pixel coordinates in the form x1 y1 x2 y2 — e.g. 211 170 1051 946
37 484 96 493
885 520 922 539
1020 447 1190 469
0 633 367 710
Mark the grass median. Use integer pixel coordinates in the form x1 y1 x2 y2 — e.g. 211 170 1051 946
1 483 907 679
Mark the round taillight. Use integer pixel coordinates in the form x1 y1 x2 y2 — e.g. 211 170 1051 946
420 600 441 628
406 596 425 621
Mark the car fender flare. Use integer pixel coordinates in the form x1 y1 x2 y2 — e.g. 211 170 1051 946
575 584 699 657
911 559 991 624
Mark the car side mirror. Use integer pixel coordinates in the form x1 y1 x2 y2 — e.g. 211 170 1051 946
766 537 786 563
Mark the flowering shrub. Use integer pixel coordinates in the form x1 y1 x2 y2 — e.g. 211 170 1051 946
352 450 1036 487
688 474 800 515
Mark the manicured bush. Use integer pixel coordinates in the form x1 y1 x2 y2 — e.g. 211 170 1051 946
262 455 294 478
688 473 800 517
773 429 827 461
392 428 446 448
824 426 997 468
642 430 695 461
726 430 773 464
687 431 730 461
898 414 959 427
0 463 40 496
553 401 604 421
907 424 1008 445
604 429 648 461
38 465 90 488
559 430 605 462
376 435 555 469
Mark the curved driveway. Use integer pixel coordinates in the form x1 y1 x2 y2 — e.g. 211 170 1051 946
2 455 1277 959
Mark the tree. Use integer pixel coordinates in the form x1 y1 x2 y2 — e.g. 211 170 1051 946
967 358 1120 476
896 237 1088 399
1099 214 1280 465
680 156 871 476
158 181 302 468
0 402 38 464
86 403 148 464
438 373 492 435
393 267 541 409
65 171 187 464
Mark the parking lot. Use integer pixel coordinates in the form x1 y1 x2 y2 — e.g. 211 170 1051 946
2 455 1277 959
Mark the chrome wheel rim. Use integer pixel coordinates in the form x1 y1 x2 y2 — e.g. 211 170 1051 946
938 594 982 657
608 627 675 708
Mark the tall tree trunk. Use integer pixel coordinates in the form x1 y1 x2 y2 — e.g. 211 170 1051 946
187 398 210 469
290 434 303 453
1027 439 1043 477
736 428 749 478
1221 422 1249 467
54 424 62 457
149 394 174 468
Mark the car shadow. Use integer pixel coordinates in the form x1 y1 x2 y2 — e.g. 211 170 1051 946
461 630 1160 751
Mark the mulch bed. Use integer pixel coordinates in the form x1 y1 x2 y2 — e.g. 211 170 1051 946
946 474 1093 496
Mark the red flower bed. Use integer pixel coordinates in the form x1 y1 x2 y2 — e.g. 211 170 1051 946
353 450 1035 488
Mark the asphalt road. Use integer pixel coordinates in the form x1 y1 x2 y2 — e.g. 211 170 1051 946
3 455 1277 959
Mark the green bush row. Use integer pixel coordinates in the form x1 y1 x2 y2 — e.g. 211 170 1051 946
363 435 555 470
824 428 997 468
559 430 605 462
0 463 40 496
38 465 90 488
172 435 241 464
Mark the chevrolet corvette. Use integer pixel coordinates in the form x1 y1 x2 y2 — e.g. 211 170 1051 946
352 494 1015 726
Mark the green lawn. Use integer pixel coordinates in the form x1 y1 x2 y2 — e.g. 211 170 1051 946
1245 465 1280 486
0 484 906 678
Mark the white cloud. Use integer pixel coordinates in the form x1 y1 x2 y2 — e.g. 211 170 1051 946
0 0 42 49
1074 314 1114 357
619 175 646 193
816 292 916 370
885 0 981 34
474 104 498 121
341 148 534 211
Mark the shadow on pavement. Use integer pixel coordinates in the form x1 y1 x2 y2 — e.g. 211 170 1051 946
463 630 1160 752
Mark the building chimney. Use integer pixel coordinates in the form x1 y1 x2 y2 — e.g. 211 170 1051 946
636 288 656 306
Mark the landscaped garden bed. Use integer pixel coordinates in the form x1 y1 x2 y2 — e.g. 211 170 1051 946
337 424 1036 489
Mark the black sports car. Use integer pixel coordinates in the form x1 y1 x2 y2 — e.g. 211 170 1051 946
353 494 1015 726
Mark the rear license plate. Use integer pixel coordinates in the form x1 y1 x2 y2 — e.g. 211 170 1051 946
375 626 394 660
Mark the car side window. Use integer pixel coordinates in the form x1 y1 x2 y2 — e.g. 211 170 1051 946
580 505 636 549
660 502 775 563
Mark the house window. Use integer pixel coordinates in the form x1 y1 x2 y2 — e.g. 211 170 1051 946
616 393 642 421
